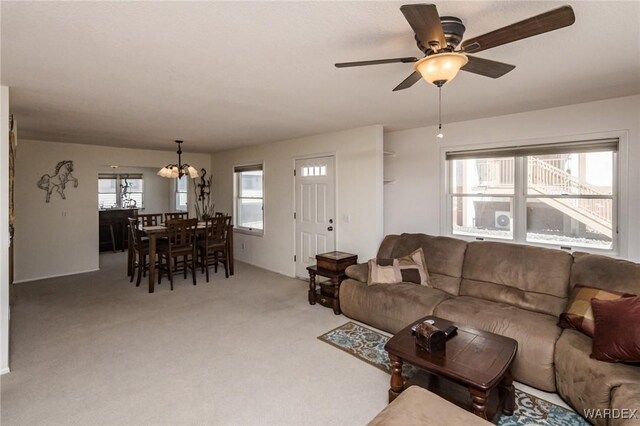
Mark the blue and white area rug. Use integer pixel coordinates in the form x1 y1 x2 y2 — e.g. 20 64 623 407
318 322 589 426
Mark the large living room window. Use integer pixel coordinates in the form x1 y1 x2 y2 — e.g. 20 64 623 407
446 139 618 251
234 164 264 233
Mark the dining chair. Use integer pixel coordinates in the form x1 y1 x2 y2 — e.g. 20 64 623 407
128 218 171 287
136 213 163 227
166 218 199 287
165 212 188 222
197 216 231 281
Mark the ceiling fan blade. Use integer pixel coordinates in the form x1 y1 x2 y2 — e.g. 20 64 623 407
461 55 516 78
461 5 575 54
392 71 423 91
335 57 418 68
400 4 447 51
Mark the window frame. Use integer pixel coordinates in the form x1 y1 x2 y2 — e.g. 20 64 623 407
441 133 626 257
233 163 265 236
175 176 188 212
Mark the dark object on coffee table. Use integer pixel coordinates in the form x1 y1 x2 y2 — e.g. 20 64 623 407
385 315 517 421
444 325 458 337
414 322 446 353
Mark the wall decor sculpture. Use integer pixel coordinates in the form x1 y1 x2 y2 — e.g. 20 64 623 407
193 168 214 220
37 160 79 203
121 178 137 208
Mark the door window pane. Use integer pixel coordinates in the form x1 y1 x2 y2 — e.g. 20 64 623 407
452 196 513 239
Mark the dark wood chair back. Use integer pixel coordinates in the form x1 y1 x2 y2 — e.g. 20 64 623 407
165 212 188 222
136 213 163 227
214 212 225 218
166 218 198 250
127 217 144 251
204 216 231 246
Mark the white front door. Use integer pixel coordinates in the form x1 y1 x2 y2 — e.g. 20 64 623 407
294 156 336 278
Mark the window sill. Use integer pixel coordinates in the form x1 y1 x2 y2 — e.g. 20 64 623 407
448 233 617 257
234 227 264 237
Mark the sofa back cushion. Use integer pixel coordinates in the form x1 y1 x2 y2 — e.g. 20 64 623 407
376 233 467 296
460 241 573 316
571 252 640 295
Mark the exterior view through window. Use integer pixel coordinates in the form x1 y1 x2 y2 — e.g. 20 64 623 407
175 176 188 211
98 174 144 209
448 140 617 251
234 164 263 232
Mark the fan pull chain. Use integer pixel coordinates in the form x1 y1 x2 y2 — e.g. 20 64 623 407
436 85 444 138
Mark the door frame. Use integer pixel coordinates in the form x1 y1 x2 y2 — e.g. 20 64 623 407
291 152 338 278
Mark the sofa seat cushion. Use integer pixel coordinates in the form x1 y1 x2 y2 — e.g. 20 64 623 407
339 278 450 334
433 296 561 392
367 386 491 426
555 329 640 426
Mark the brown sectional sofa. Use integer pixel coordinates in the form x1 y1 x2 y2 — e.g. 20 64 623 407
340 233 640 425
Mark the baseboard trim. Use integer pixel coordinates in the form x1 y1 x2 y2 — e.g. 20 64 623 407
13 268 100 284
0 367 10 375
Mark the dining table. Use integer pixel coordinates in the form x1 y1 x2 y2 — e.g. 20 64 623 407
140 222 234 293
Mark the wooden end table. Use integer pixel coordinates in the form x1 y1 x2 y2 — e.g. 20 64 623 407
307 266 347 315
384 315 517 421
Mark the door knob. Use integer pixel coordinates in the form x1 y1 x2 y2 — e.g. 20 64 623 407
327 226 333 231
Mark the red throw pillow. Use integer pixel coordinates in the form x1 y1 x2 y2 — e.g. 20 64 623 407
591 296 640 363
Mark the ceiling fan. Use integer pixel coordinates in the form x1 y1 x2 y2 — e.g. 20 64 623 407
335 3 575 90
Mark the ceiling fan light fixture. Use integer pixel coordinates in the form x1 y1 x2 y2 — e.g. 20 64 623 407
414 52 468 86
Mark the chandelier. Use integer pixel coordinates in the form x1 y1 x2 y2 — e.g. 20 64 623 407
158 140 199 179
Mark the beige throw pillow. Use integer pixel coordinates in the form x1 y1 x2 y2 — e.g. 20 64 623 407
367 248 430 286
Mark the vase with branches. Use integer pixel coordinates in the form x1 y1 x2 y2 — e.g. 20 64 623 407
193 168 214 220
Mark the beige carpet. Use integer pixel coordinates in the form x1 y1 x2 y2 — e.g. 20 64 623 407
1 253 389 425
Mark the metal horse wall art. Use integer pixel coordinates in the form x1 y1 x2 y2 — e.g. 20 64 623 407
37 160 79 203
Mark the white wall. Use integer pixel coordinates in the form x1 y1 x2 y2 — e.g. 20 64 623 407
210 125 384 277
96 166 172 213
384 95 640 261
1 86 10 374
14 140 210 282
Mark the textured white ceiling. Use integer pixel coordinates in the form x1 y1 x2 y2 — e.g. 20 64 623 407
1 1 639 152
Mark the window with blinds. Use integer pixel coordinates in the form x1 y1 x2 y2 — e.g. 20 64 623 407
175 176 188 212
234 164 263 233
446 139 618 251
98 173 144 209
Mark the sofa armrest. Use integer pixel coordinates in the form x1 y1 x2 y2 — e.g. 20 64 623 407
345 263 368 283
611 384 640 426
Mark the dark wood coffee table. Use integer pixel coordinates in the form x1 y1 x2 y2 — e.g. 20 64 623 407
384 315 518 421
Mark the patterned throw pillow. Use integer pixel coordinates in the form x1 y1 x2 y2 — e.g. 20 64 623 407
558 285 635 337
367 248 430 286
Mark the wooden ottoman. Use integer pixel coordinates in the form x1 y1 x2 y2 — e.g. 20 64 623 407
367 386 491 426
